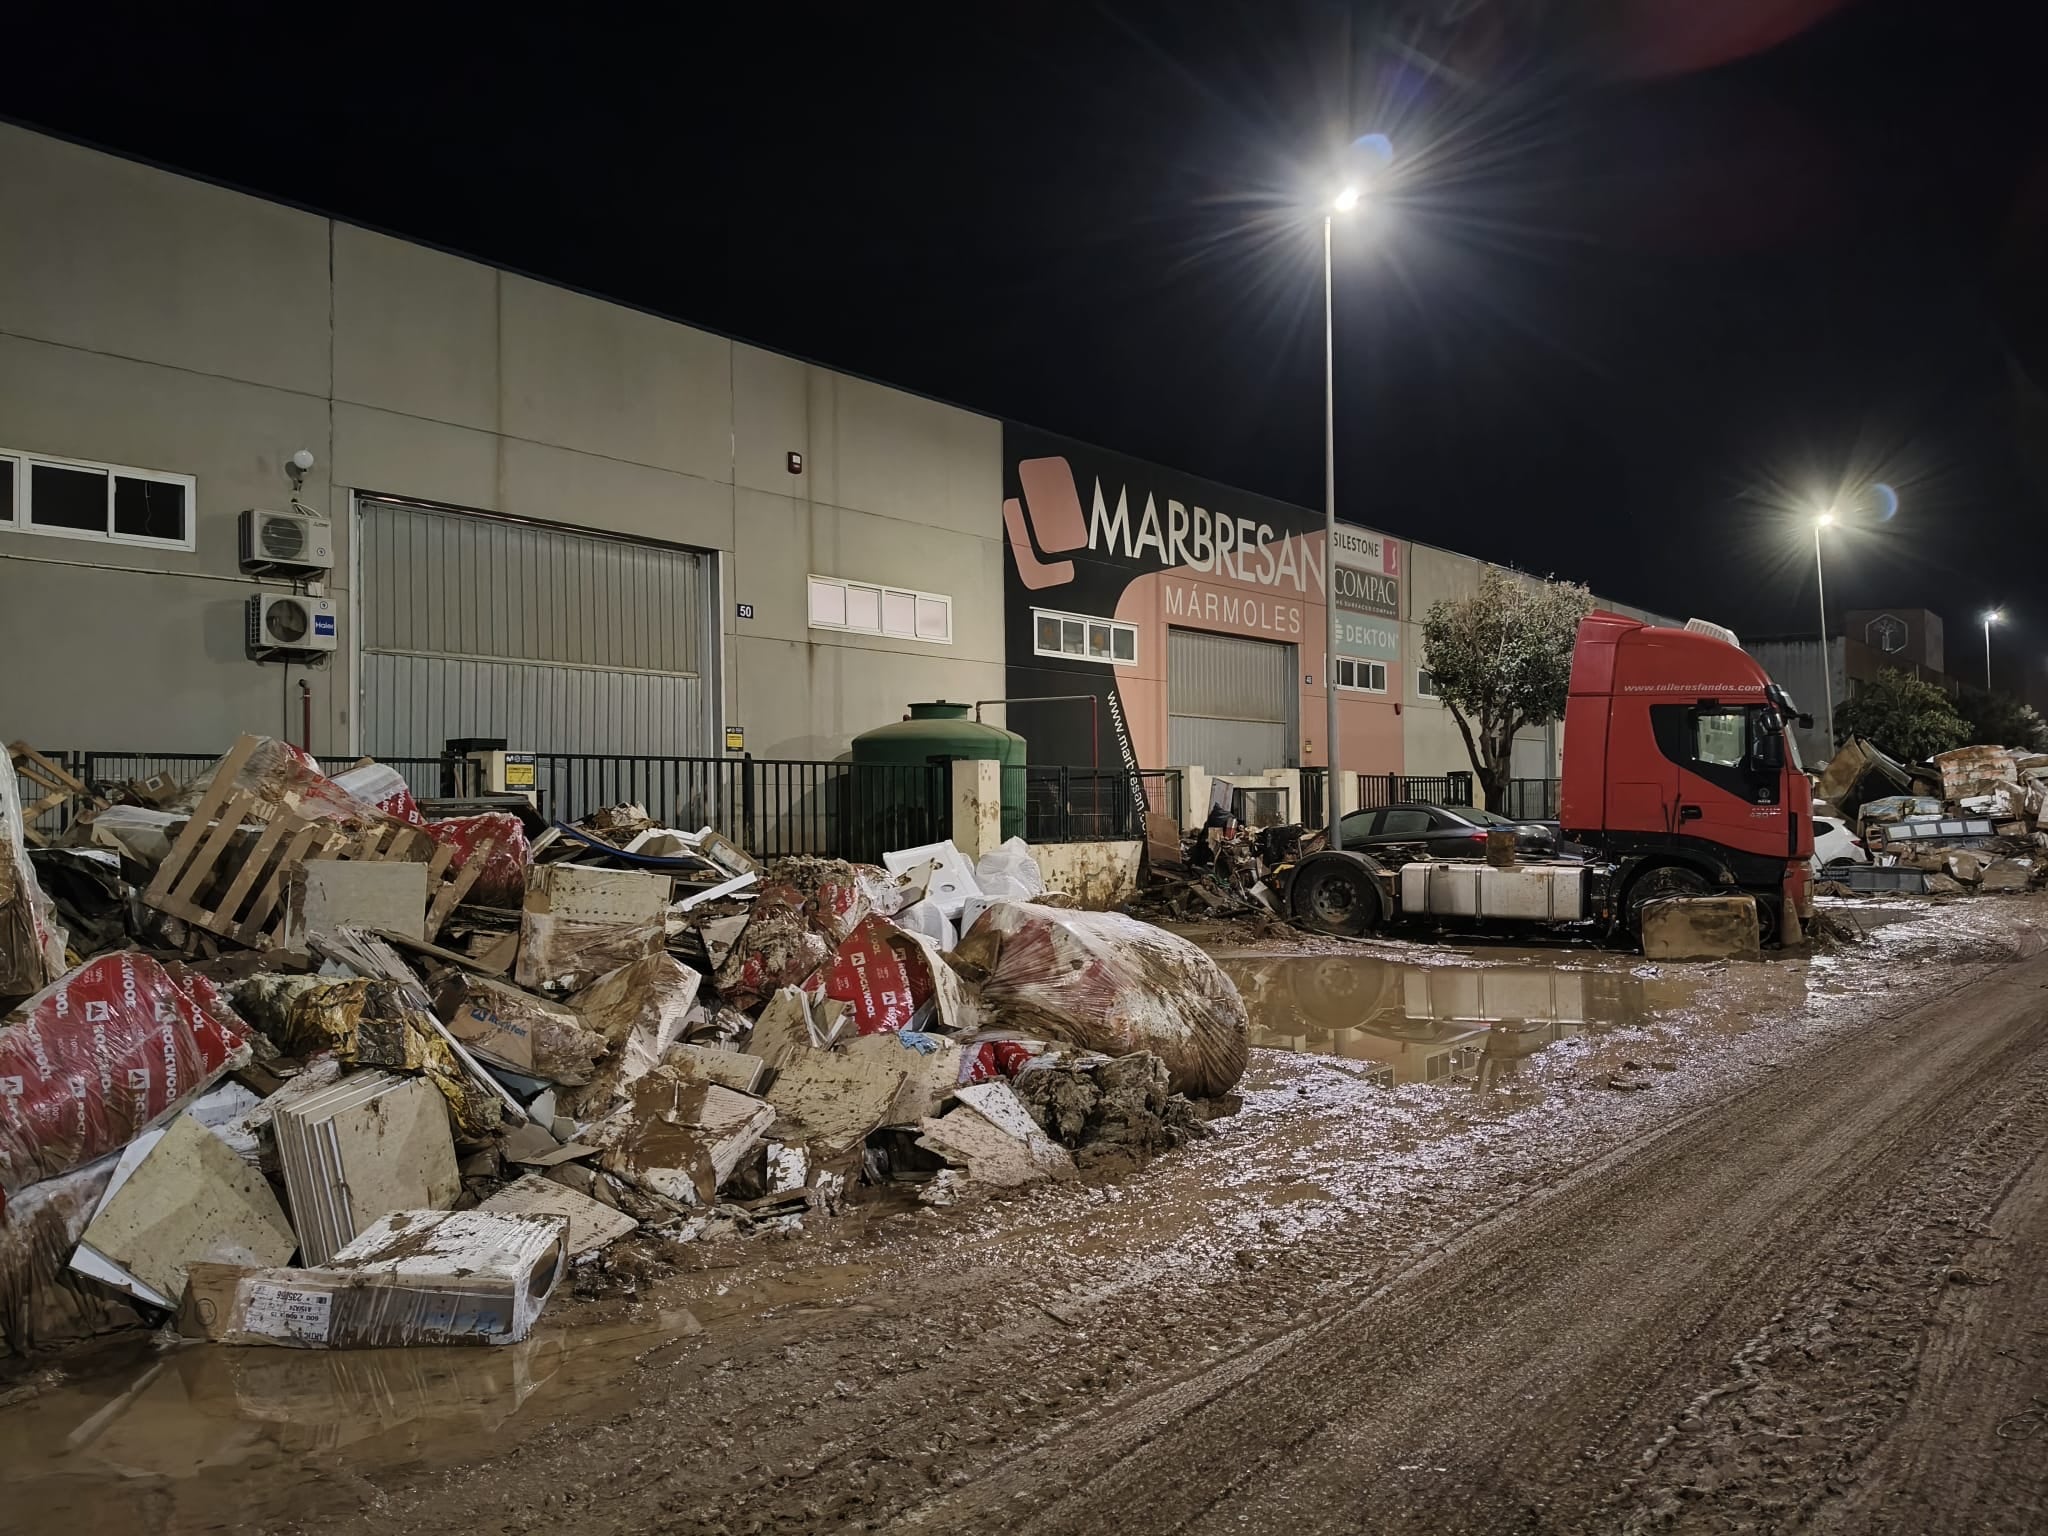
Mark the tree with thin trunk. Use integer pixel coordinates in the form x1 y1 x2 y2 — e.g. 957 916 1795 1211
1421 570 1593 812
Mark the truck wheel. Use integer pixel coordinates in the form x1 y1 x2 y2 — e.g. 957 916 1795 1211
1624 865 1710 935
1293 859 1383 937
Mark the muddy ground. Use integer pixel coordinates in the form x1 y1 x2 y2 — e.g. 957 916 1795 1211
4 895 2047 1535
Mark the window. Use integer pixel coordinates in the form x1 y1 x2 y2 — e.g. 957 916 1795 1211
807 574 952 645
0 447 193 550
1416 668 1438 699
1335 657 1387 693
1379 807 1435 837
1032 606 1138 666
1694 710 1746 768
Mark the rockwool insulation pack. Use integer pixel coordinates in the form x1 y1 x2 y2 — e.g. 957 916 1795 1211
0 954 250 1206
952 903 1250 1097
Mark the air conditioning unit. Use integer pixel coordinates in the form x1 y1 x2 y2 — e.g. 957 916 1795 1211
246 593 338 659
239 508 333 575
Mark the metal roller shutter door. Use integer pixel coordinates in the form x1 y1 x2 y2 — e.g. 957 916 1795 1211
1167 627 1296 773
356 497 715 760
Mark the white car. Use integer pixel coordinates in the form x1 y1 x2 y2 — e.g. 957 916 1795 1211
1811 815 1870 873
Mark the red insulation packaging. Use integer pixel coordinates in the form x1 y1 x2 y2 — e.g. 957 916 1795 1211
808 915 935 1036
0 954 250 1208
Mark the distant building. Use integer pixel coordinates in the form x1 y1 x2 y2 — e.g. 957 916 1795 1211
1750 607 1975 766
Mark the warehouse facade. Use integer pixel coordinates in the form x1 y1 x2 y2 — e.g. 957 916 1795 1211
0 123 1667 807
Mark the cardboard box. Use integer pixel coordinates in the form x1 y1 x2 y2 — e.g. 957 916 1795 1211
181 1209 567 1348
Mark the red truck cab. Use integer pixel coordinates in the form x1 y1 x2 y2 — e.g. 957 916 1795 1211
1562 613 1814 942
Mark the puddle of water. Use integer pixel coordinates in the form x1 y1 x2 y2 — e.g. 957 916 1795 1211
1221 954 1707 1086
0 1255 890 1529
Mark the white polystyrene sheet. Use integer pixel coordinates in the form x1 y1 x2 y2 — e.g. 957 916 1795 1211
882 841 981 920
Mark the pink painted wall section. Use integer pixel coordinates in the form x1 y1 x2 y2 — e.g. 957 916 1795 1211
1112 528 1404 776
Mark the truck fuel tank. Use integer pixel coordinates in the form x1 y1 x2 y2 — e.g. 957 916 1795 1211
1400 860 1593 924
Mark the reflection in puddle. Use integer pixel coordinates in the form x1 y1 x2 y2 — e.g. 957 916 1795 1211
1222 955 1707 1088
4 1310 696 1490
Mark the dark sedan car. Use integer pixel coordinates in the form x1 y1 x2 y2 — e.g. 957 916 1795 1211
1333 801 1558 859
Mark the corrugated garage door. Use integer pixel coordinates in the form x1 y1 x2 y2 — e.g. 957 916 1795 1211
356 497 715 760
1167 627 1296 773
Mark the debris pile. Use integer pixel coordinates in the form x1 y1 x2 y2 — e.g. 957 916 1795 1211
0 736 1247 1357
1816 738 2048 898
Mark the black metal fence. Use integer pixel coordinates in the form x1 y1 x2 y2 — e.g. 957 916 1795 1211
1353 771 1476 810
1023 767 1182 843
1300 767 1327 831
20 749 951 865
1499 778 1562 821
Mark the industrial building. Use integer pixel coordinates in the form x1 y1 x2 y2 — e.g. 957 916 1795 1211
0 123 1670 819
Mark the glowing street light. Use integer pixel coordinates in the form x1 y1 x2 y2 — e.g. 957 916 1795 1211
1322 181 1363 848
1812 510 1837 746
1984 609 2005 690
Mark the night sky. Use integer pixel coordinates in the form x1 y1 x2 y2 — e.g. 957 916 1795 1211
8 1 2046 694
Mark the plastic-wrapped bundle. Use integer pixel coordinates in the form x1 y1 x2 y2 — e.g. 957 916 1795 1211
0 954 250 1205
424 812 530 908
953 903 1248 1097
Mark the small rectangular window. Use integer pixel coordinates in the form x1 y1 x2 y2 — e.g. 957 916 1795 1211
31 462 108 532
1 448 194 549
1032 607 1135 665
1417 668 1438 698
808 576 847 628
1336 659 1388 693
113 475 188 543
845 583 882 632
807 574 951 644
881 588 917 638
1695 710 1746 768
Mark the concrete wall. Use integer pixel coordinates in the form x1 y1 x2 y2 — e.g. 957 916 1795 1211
0 124 1003 760
1746 638 1846 768
1400 545 1567 785
1029 841 1143 908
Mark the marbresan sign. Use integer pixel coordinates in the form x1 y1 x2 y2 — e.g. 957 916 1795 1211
999 422 1404 768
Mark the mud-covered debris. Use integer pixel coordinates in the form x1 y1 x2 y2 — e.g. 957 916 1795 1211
1013 1052 1212 1172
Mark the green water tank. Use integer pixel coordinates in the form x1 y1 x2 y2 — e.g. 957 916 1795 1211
851 701 1027 841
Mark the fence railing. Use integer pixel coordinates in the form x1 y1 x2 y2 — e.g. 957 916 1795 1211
1024 767 1181 844
18 750 952 865
1353 771 1475 810
1500 778 1561 821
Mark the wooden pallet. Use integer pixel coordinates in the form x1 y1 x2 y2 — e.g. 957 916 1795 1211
7 743 99 845
143 735 484 949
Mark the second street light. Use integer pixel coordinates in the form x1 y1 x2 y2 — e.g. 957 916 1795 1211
1323 182 1359 850
1984 609 2004 690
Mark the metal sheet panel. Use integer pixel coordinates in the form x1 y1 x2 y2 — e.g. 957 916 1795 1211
1167 627 1294 772
357 498 712 758
1167 628 1293 721
1167 715 1288 777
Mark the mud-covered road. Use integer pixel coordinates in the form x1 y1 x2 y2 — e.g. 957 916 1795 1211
6 897 2048 1535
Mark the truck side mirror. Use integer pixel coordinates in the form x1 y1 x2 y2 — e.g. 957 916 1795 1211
1754 734 1785 772
1797 713 1814 730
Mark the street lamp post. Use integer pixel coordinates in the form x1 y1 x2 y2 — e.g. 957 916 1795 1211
1984 609 2003 690
1324 184 1359 850
1813 512 1835 747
